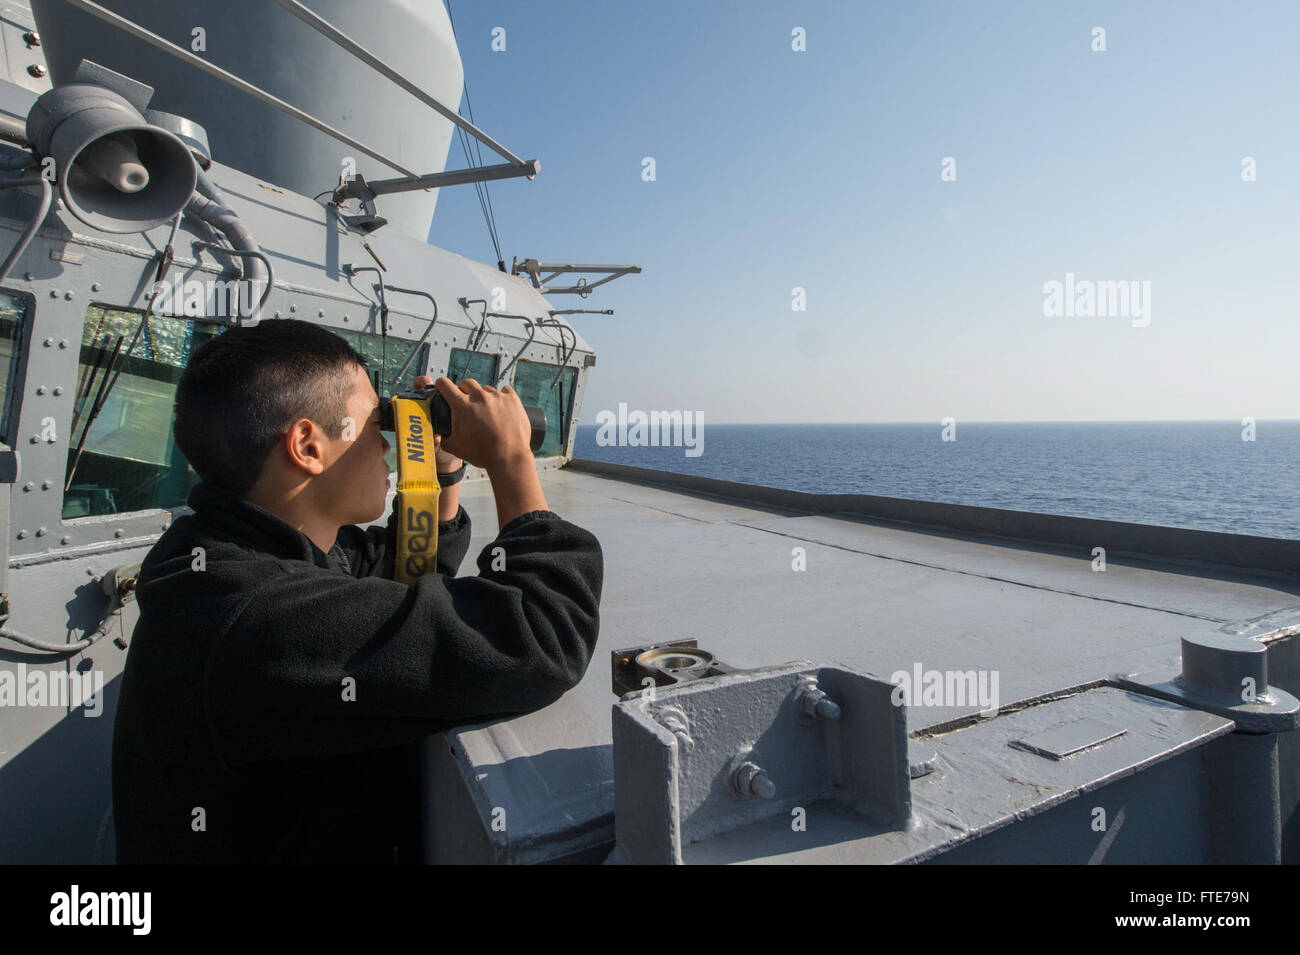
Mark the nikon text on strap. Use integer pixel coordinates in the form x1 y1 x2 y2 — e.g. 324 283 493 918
390 395 441 586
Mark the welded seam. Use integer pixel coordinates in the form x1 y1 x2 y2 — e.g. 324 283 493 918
735 521 1229 624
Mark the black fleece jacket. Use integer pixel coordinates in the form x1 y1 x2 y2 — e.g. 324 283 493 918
111 480 602 864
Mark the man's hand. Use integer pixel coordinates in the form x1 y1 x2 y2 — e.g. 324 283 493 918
413 374 463 474
429 376 547 530
432 376 534 474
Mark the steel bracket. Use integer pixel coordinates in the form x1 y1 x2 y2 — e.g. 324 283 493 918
608 662 911 864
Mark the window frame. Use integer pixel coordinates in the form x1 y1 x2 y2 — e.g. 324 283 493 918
507 357 578 457
0 286 36 449
59 304 225 525
446 347 499 387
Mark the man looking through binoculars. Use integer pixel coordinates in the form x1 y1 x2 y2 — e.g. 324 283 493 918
111 319 603 864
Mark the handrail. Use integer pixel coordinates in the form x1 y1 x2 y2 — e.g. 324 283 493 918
379 284 439 386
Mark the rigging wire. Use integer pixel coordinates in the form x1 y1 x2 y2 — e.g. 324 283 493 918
445 0 505 268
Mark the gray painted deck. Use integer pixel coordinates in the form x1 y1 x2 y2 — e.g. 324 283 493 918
436 462 1300 858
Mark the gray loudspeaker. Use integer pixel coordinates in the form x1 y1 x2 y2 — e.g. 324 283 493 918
26 83 198 235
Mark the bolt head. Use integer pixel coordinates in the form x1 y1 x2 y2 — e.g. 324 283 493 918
815 699 841 720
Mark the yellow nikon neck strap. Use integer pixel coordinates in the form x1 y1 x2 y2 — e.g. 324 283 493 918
390 395 441 587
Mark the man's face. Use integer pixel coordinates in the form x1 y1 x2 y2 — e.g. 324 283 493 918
318 362 391 525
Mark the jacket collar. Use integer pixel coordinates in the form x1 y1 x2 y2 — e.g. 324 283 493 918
185 481 340 570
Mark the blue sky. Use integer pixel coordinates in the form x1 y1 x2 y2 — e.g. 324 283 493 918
429 1 1300 424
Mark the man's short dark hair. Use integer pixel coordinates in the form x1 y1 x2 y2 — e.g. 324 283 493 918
174 319 369 495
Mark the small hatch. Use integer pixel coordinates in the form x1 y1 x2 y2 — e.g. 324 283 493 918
1009 718 1127 760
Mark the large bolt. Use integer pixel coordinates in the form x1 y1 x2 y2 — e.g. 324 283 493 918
734 761 775 799
797 681 842 721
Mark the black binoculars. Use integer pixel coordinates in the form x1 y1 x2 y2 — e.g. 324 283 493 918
379 385 547 454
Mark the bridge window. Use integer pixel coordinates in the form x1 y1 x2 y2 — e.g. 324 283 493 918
447 347 498 386
0 292 28 444
62 306 223 519
509 359 576 457
340 329 427 399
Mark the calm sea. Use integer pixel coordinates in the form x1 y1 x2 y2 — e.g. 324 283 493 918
573 421 1300 541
